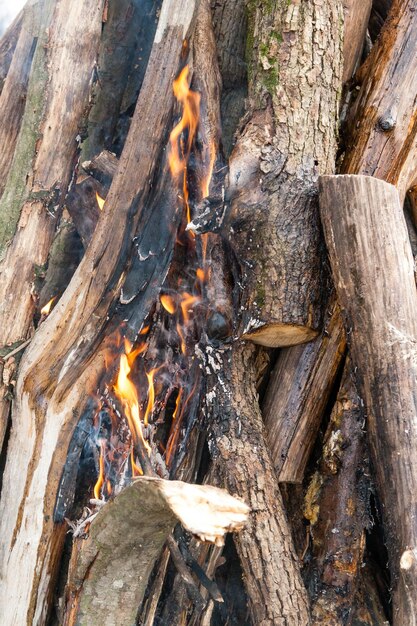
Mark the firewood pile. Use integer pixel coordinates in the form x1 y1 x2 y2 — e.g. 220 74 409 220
0 0 416 624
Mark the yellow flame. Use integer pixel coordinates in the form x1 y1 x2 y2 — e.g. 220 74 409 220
201 140 216 199
144 368 157 426
94 440 105 499
96 192 105 210
114 353 151 455
41 297 55 316
161 294 177 314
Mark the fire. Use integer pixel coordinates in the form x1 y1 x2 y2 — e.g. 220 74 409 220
168 66 200 179
114 352 151 456
41 296 55 316
201 140 216 199
144 368 158 426
94 440 105 499
180 292 199 324
160 294 177 314
96 192 105 210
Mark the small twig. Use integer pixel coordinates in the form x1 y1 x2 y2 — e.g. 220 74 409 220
0 338 31 361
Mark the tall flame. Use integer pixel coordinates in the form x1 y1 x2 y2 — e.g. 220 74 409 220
168 66 201 179
114 353 151 456
96 192 105 210
94 440 105 499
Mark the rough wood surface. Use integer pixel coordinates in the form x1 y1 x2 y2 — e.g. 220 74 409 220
263 298 346 483
342 0 372 82
207 342 311 626
320 174 417 626
225 0 343 347
304 361 367 625
343 0 417 199
64 477 248 626
0 6 23 93
0 0 103 452
0 2 200 623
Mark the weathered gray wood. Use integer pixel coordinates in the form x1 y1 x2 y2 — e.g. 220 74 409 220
64 477 248 626
0 6 23 93
320 174 417 625
343 0 372 82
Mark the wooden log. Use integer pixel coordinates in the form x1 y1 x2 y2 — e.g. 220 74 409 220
64 477 248 626
225 0 343 347
0 1 40 199
262 297 346 483
0 2 200 623
368 0 391 41
343 0 417 199
0 0 103 452
343 0 372 83
319 174 417 625
0 7 23 93
303 361 367 624
206 342 311 625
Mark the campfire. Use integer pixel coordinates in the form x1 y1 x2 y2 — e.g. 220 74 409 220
1 0 417 625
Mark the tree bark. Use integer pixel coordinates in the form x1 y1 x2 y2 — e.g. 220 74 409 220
0 1 200 623
226 0 343 347
320 174 417 626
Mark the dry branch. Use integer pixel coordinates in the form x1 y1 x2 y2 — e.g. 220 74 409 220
64 478 248 626
320 174 417 625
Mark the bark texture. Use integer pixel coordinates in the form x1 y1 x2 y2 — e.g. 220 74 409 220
320 174 417 626
227 0 343 347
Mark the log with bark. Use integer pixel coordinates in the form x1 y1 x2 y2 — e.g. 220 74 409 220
320 175 417 625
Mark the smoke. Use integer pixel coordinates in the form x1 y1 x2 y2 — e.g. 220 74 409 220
0 0 26 37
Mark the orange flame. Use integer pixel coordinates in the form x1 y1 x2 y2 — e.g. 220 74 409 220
168 66 201 179
114 353 151 455
41 296 55 316
144 368 158 426
94 440 105 499
201 140 216 199
96 192 105 210
160 294 177 314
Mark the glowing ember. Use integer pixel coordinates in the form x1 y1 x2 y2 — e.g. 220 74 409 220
41 297 55 316
96 192 105 210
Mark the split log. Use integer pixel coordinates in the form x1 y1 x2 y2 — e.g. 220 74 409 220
79 0 157 162
0 2 200 623
0 7 23 93
368 0 392 41
319 174 417 625
303 361 367 624
262 297 346 483
343 0 417 199
0 1 40 199
0 0 103 451
343 0 372 83
64 477 248 626
226 0 343 347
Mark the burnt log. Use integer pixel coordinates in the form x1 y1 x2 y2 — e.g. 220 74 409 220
320 174 417 625
0 1 200 623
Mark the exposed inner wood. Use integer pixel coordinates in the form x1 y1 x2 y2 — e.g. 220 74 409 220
64 477 248 626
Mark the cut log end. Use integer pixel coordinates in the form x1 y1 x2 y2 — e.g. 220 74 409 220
243 322 318 348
